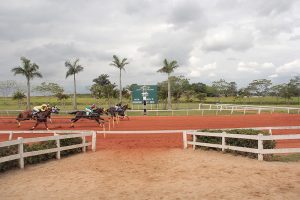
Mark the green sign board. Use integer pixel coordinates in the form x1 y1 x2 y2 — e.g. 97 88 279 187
132 85 158 104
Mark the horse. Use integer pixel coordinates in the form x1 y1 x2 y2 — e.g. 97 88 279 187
30 106 60 130
68 107 107 127
16 106 60 128
106 104 130 120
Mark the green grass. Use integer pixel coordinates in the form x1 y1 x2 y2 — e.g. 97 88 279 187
0 95 299 112
270 153 300 162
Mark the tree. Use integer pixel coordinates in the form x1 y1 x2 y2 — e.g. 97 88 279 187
196 93 207 102
0 80 17 104
157 59 179 109
55 92 69 108
65 58 84 110
247 79 272 96
11 57 42 109
34 82 64 97
288 76 300 104
12 91 26 108
227 82 238 96
90 74 117 105
190 82 207 94
110 55 129 103
270 84 285 104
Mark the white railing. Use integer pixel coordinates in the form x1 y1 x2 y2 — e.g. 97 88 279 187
199 103 300 114
1 105 300 117
183 131 300 161
211 126 300 135
0 131 97 169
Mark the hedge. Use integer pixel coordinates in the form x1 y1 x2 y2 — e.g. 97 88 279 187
195 129 276 159
0 137 84 172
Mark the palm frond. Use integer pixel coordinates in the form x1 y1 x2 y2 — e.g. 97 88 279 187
32 72 43 79
65 59 84 78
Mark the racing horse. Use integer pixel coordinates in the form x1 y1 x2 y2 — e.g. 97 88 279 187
106 104 130 120
16 106 60 128
68 107 107 127
30 106 60 130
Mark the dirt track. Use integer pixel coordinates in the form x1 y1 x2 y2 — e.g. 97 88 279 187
1 149 300 200
1 114 300 148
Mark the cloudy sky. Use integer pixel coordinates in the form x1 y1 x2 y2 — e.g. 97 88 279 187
0 0 299 93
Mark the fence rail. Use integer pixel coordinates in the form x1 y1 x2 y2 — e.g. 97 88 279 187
0 131 97 169
1 104 300 117
199 103 300 114
183 131 300 161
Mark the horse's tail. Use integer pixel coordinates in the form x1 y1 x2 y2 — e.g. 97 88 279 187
68 111 78 115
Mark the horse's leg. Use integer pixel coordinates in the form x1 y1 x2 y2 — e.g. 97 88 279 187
49 116 52 123
17 120 21 127
44 122 49 130
95 118 102 127
71 117 80 127
31 121 39 130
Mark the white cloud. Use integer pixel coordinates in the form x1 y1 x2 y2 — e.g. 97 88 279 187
237 62 275 74
268 74 278 78
276 60 300 74
188 62 217 77
202 26 254 52
0 0 299 91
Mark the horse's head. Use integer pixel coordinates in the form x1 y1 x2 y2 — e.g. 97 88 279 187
51 106 60 114
122 104 131 110
94 107 106 115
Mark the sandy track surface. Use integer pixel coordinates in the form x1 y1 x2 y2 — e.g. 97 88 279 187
1 149 300 200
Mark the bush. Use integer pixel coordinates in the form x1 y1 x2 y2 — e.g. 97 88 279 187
0 145 19 172
0 137 84 172
195 129 276 159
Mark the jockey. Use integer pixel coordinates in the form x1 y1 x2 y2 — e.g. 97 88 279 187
85 104 96 116
115 103 122 112
32 104 49 116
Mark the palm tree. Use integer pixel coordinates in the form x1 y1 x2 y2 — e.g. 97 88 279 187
65 58 84 110
157 59 179 110
110 55 129 103
11 57 42 109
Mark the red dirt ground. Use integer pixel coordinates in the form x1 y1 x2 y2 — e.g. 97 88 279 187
0 114 299 149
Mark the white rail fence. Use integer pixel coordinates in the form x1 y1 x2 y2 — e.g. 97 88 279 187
199 103 300 115
183 131 300 161
0 131 97 169
1 104 299 117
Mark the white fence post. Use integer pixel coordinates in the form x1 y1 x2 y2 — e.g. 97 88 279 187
243 109 246 115
231 107 234 115
92 131 97 152
258 134 263 161
9 131 13 140
54 132 61 159
18 137 24 169
183 131 188 149
193 134 196 150
222 132 226 152
288 108 290 114
82 133 86 153
268 129 272 135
